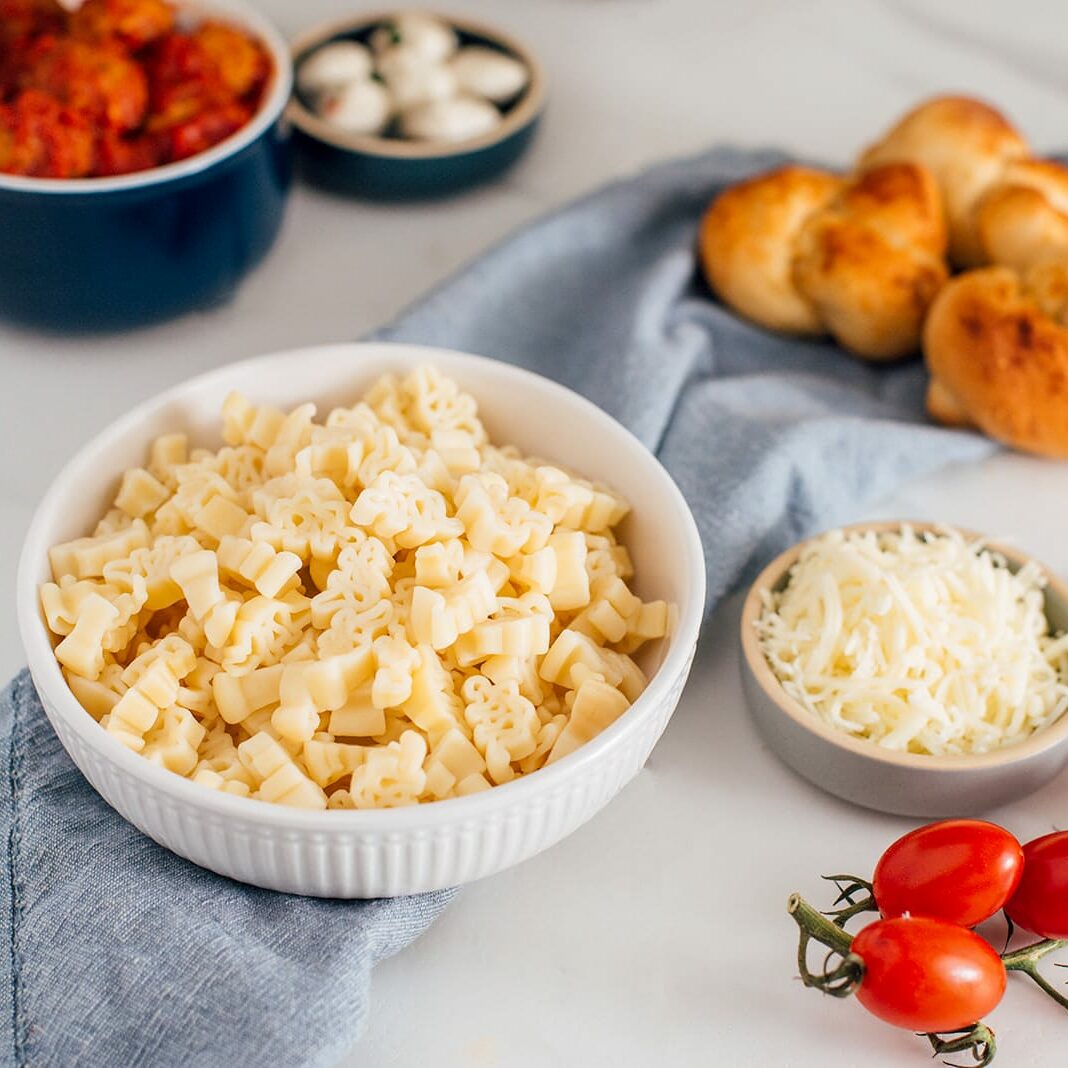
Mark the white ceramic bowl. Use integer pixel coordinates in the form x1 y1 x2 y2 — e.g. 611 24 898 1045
18 344 704 898
740 520 1068 817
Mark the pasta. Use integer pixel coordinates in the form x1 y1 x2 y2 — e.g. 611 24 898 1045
41 367 670 810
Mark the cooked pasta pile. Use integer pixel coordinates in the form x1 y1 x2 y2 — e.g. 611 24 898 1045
41 367 670 809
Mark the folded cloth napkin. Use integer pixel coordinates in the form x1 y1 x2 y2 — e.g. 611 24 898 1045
2 146 994 1068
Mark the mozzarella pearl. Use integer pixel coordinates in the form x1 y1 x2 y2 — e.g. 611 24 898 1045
297 41 374 99
449 47 529 104
378 48 458 110
318 79 392 135
370 12 458 62
400 95 502 143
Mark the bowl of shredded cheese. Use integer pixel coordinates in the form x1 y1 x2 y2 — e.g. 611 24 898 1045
18 343 704 897
741 522 1068 817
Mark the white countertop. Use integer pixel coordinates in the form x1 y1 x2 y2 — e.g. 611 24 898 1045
3 2 1068 1065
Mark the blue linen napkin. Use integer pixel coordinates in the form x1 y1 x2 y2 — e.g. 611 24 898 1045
3 146 994 1067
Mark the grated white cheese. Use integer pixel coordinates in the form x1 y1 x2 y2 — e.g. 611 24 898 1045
756 526 1068 756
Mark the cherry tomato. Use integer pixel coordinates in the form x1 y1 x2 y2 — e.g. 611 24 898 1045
1005 831 1068 939
873 819 1024 928
852 917 1006 1033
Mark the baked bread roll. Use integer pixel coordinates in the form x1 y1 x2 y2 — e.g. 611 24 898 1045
699 165 842 335
699 162 948 360
860 95 1030 268
924 264 1068 457
975 158 1068 271
865 98 1068 272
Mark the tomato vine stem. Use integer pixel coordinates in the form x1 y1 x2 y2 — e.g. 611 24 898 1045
1001 938 1068 1011
822 873 878 928
787 893 864 996
925 1023 997 1067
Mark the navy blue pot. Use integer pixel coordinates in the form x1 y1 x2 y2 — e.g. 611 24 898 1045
0 3 293 333
289 15 545 201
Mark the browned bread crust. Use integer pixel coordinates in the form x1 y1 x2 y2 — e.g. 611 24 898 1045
923 264 1068 457
793 163 948 359
699 165 842 335
699 162 947 360
976 158 1068 271
860 95 1030 268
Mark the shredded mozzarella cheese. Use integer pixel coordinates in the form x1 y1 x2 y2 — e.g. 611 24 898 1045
756 526 1068 755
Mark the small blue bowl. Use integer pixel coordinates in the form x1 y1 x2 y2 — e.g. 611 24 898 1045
0 0 293 333
288 12 545 199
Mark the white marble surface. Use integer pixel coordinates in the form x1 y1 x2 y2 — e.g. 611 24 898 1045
3 1 1068 1065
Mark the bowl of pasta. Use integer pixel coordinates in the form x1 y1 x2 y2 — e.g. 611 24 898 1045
17 343 705 897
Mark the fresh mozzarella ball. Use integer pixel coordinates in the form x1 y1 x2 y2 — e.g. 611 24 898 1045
297 41 374 99
318 80 392 135
378 47 458 110
370 12 458 62
449 47 529 104
401 95 501 142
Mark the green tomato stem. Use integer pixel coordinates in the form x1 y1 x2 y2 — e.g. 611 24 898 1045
822 874 879 928
926 1023 997 1067
788 892 855 955
787 893 864 997
1001 937 1067 968
1002 938 1068 1011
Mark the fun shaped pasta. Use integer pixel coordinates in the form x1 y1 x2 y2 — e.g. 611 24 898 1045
570 575 669 648
533 465 629 533
351 470 463 548
453 593 553 667
102 651 193 753
216 535 302 598
357 424 419 487
237 730 327 809
147 433 189 489
401 645 464 736
547 678 631 765
206 446 267 493
302 737 367 788
142 705 206 775
461 676 540 784
170 549 242 648
310 534 393 629
41 572 146 653
114 467 170 519
409 570 497 650
49 519 150 581
41 366 670 809
219 593 306 674
294 427 365 491
251 474 350 561
453 472 552 557
53 593 120 679
348 730 427 809
212 663 284 724
370 632 421 709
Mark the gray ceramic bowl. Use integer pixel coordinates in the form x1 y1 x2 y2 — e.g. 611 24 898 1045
287 11 545 199
740 521 1068 817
